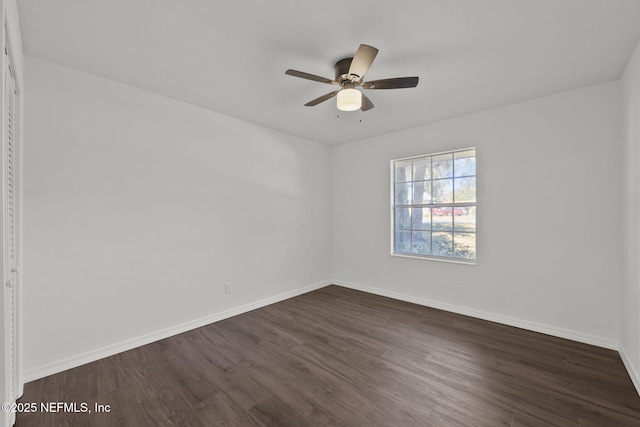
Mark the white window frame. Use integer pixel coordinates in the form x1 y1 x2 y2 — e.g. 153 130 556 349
390 147 476 265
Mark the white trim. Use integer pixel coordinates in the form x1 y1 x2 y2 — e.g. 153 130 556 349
619 343 640 397
333 280 618 350
390 146 477 162
24 280 331 382
3 0 23 93
22 279 633 393
390 252 476 265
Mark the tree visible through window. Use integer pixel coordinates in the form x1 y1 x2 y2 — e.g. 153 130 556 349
392 148 476 262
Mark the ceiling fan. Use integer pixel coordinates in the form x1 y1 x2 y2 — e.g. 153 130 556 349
285 44 419 112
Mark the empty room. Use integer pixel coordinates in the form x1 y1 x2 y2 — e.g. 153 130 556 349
2 0 640 426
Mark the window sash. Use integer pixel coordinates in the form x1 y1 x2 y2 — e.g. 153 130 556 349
391 148 476 263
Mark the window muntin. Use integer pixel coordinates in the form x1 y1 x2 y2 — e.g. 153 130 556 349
391 148 476 262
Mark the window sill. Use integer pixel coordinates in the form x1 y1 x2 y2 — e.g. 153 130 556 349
390 252 476 265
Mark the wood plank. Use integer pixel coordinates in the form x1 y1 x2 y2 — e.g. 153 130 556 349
15 285 640 426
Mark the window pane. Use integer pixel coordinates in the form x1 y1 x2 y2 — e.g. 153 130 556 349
412 231 431 255
454 206 476 232
432 232 453 257
454 233 476 259
454 149 475 159
432 179 453 203
394 160 412 183
412 208 431 230
394 231 412 253
432 153 453 178
413 181 431 204
413 157 431 181
454 150 476 177
392 148 476 262
454 177 476 202
394 183 412 205
395 208 411 230
432 209 453 231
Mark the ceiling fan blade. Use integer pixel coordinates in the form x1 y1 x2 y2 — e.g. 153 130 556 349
304 91 339 106
362 77 419 89
285 69 337 84
361 93 374 111
348 44 378 81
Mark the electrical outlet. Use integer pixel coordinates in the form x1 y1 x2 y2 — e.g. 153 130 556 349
366 265 373 275
225 282 232 294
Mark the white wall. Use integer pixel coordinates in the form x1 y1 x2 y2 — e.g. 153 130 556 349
19 46 637 391
621 38 640 393
23 56 332 379
332 82 622 348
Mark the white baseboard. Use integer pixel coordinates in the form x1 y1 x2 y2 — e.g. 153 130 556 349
24 280 331 382
25 278 624 383
333 280 619 350
619 344 640 397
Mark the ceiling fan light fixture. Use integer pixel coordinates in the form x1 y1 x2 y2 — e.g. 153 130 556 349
337 88 362 111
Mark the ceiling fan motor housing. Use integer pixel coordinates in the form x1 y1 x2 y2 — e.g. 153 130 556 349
335 57 356 84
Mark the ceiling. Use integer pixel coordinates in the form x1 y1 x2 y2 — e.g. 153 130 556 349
16 0 640 145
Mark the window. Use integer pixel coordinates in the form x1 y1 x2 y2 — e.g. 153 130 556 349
391 148 476 263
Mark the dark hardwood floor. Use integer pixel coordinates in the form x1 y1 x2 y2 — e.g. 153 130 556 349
16 285 640 426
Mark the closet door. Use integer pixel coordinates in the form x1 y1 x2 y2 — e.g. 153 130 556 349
3 42 19 418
